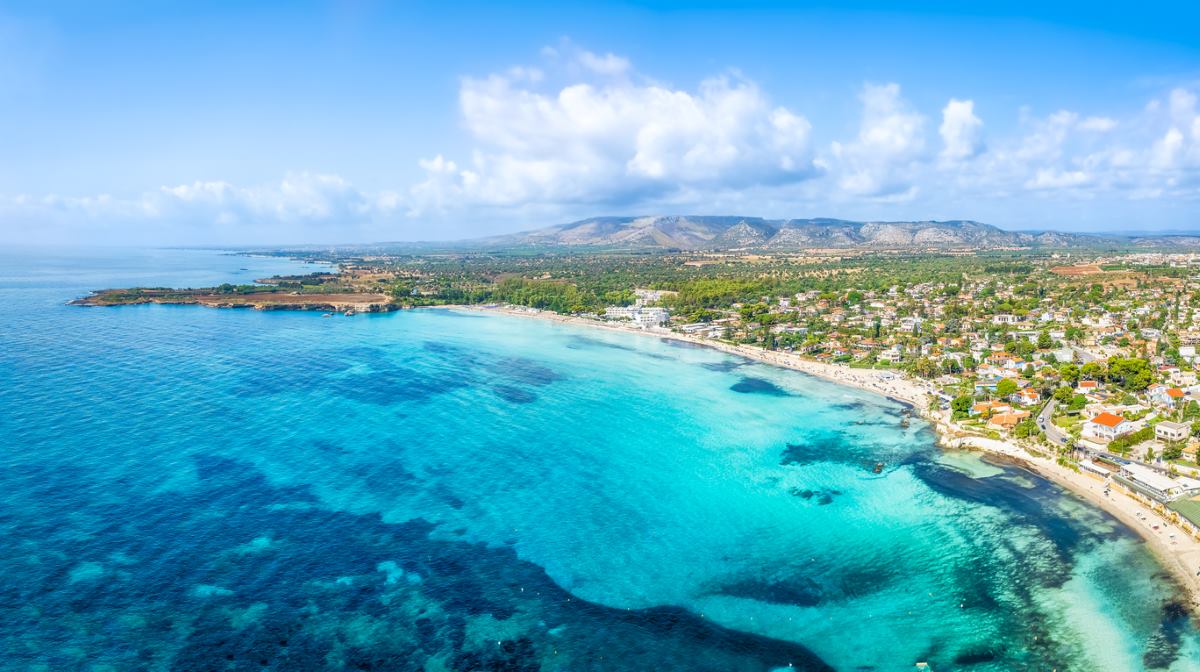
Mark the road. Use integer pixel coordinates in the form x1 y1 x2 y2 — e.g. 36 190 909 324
1038 399 1177 474
1038 400 1073 447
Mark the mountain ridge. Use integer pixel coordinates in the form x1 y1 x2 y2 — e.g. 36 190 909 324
468 215 1139 251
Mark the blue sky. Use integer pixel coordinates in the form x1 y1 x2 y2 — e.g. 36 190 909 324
2 1 1199 244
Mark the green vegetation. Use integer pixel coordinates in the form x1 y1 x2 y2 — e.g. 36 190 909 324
1108 426 1154 455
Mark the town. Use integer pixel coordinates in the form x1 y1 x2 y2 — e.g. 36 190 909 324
349 247 1200 539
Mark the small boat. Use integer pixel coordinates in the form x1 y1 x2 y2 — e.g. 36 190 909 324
321 313 333 318
873 462 884 474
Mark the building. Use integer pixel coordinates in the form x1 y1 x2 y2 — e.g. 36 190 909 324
971 400 1012 417
1149 384 1186 407
604 306 669 328
1156 420 1191 443
1083 412 1132 442
1114 463 1200 503
988 410 1031 431
1012 388 1040 406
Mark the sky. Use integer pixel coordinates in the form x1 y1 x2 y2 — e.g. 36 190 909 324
2 1 1200 245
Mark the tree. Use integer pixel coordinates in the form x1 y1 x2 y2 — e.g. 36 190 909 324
951 395 973 420
1053 386 1074 403
1183 400 1200 421
1107 357 1153 392
996 378 1019 399
1163 442 1185 461
1037 331 1053 349
912 357 940 379
1014 418 1038 438
1069 394 1088 411
1058 363 1080 386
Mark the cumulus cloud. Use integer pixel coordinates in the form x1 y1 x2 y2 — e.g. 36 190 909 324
939 98 984 162
829 83 926 198
0 173 400 245
407 53 819 215
577 50 631 76
1078 116 1117 133
7 44 1200 243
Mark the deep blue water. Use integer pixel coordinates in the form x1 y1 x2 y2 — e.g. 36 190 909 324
2 247 1199 671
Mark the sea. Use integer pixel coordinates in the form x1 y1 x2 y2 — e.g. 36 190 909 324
2 247 1199 671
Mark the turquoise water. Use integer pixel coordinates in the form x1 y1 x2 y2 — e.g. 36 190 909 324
2 248 1199 671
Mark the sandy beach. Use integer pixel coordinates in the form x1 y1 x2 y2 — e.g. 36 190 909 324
440 304 1200 613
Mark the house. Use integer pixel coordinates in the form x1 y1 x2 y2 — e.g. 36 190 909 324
1155 420 1191 443
878 346 903 364
1076 380 1101 394
988 410 1031 431
1013 388 1041 406
1149 384 1186 407
972 400 1012 417
1083 412 1132 442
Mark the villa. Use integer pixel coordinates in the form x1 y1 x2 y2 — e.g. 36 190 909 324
1083 412 1132 442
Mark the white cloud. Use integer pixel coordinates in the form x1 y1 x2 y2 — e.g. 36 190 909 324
409 57 819 215
0 173 401 245
1025 168 1091 190
7 44 1200 243
577 50 630 76
830 83 926 197
939 98 985 162
1078 116 1117 132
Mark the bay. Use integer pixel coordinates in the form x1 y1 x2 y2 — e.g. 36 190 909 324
1 248 1197 670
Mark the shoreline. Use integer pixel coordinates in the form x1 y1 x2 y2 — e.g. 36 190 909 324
438 303 1200 615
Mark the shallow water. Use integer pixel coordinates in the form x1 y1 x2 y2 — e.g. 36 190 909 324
2 248 1198 670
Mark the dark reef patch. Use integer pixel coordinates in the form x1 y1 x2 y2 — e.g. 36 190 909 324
788 487 842 505
831 401 869 412
1143 600 1191 670
717 578 824 607
953 649 1000 666
0 455 834 672
491 356 563 386
567 335 637 352
493 385 538 404
779 432 848 466
329 368 469 405
700 360 747 373
913 461 1099 559
730 376 790 396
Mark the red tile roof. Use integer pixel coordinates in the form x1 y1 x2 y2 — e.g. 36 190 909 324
1089 412 1127 428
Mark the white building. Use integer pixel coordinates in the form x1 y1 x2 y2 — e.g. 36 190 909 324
1083 412 1132 442
1156 420 1191 443
1116 462 1200 502
604 306 669 328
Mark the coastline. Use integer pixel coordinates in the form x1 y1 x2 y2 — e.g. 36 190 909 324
438 303 1200 615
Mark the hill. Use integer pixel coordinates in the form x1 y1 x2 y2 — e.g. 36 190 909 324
467 215 1116 251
